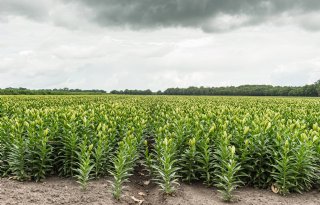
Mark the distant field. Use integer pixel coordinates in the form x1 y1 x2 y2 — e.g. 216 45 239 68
0 95 319 202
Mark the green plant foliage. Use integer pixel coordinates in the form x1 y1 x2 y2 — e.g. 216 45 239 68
0 95 319 199
31 128 52 182
110 135 139 200
180 138 199 183
214 133 243 201
292 134 317 193
197 136 214 186
92 124 111 178
74 143 94 190
7 121 30 181
271 138 296 195
153 136 179 194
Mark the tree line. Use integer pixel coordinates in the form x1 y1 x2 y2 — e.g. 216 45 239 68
111 80 320 97
1 80 319 96
0 88 106 95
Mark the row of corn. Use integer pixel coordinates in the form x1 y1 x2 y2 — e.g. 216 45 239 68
0 95 319 201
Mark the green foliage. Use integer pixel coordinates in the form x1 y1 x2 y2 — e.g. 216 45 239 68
110 135 138 200
0 95 319 198
180 138 199 183
8 135 29 181
31 128 52 182
111 79 320 96
214 133 243 202
271 138 296 195
153 136 179 194
74 142 94 190
271 133 318 195
251 133 273 188
292 134 317 192
197 136 214 186
0 120 12 176
59 118 79 177
92 124 111 178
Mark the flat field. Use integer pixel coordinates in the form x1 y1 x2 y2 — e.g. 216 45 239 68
0 95 319 204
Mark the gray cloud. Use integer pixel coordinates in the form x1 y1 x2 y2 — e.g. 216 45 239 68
68 0 320 32
0 0 51 21
0 0 319 90
1 0 320 32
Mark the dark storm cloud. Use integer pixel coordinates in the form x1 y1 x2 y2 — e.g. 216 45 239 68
1 0 320 31
71 0 320 31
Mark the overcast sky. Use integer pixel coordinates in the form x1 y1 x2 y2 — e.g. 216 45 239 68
0 0 320 91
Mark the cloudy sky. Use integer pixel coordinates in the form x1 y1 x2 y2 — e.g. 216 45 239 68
0 0 320 91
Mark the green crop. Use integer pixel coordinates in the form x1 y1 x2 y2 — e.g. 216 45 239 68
110 134 139 200
75 143 94 190
0 95 319 201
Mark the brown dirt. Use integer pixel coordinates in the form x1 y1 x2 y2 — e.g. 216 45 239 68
0 176 319 205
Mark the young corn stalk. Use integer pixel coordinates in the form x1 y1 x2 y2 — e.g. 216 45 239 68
8 121 30 181
59 118 79 177
238 138 254 184
214 133 242 202
32 128 52 182
292 133 317 193
271 136 296 195
74 143 94 190
312 123 320 188
0 119 13 176
110 135 138 200
0 140 4 175
92 124 111 178
153 136 179 194
180 137 199 183
272 132 317 195
197 135 214 186
250 121 274 188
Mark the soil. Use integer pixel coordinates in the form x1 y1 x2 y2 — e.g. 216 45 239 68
0 175 319 205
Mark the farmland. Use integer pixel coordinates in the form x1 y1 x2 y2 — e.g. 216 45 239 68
0 95 319 204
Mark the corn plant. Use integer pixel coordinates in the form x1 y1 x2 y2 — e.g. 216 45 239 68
92 124 111 178
271 137 296 195
0 119 12 176
292 134 317 193
31 128 52 182
272 133 318 195
110 135 138 200
238 138 254 183
180 137 199 183
153 136 179 194
197 135 214 186
8 121 30 181
74 143 94 190
59 117 79 177
214 133 243 202
250 125 274 188
0 94 319 199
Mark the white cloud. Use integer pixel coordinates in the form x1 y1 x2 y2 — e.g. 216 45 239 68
0 1 319 91
271 58 320 85
202 14 251 32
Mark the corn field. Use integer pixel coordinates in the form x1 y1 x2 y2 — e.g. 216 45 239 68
0 95 319 201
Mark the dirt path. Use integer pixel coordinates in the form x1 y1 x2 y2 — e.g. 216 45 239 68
0 177 319 205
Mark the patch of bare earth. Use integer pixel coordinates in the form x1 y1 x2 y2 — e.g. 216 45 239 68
0 176 319 205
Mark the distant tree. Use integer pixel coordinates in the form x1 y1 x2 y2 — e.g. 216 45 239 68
314 80 320 96
0 88 106 95
302 84 317 96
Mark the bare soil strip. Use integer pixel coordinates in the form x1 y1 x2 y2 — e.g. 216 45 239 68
0 177 319 205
